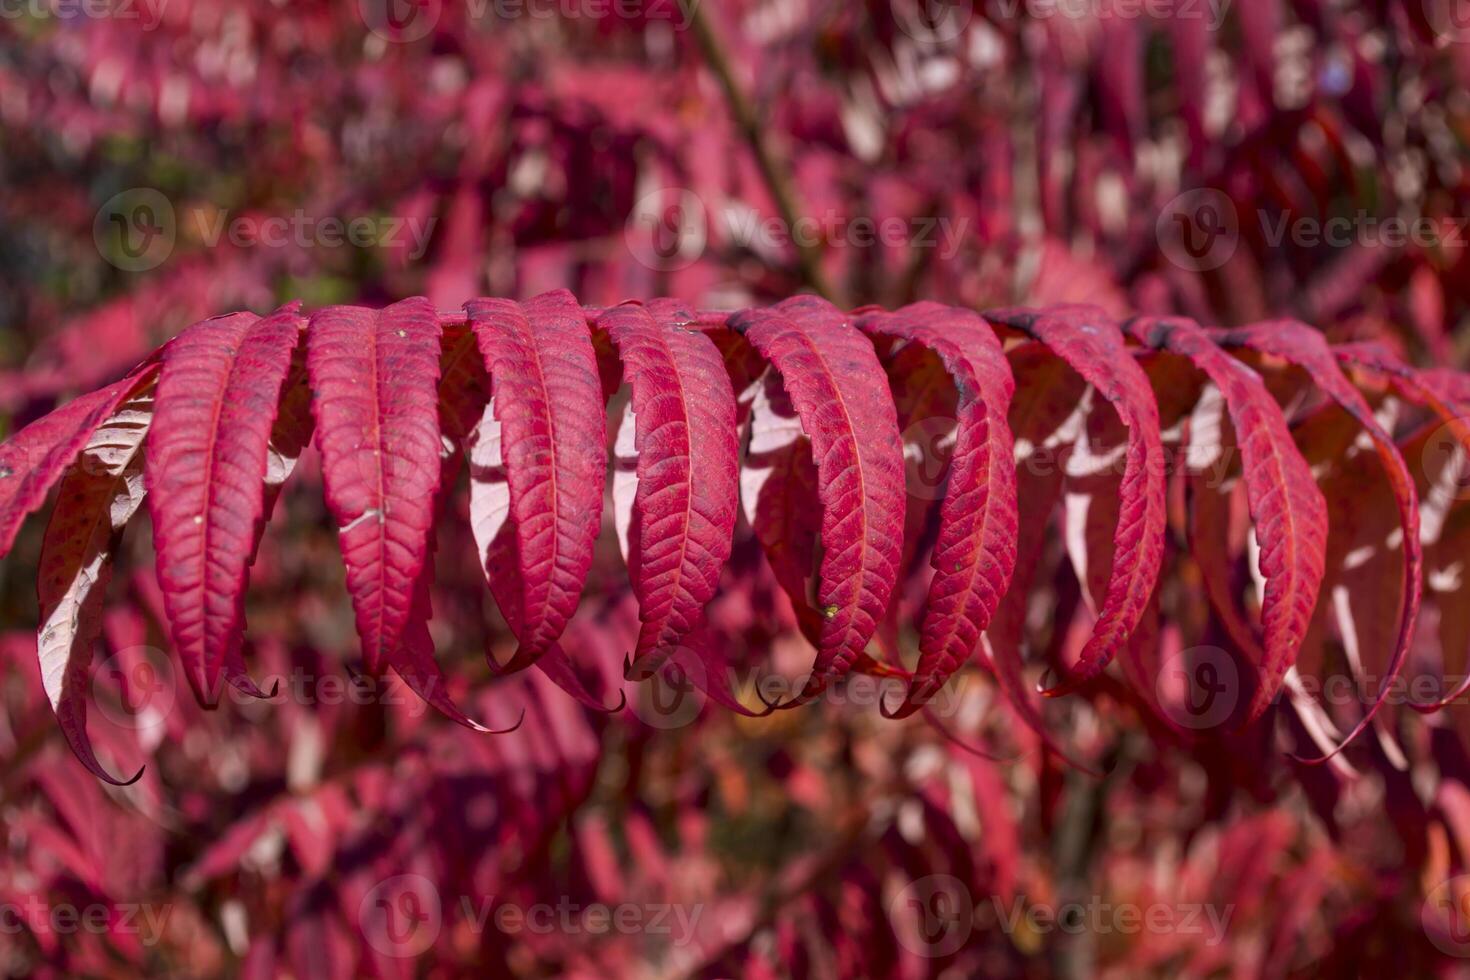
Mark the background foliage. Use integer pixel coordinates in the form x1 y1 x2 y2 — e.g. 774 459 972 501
4 1 1470 976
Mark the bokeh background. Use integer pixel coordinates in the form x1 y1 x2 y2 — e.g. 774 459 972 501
4 1 1470 976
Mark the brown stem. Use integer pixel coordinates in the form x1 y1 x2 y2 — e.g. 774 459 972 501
679 0 839 304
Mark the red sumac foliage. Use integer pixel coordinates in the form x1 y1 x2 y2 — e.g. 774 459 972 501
2 290 1457 782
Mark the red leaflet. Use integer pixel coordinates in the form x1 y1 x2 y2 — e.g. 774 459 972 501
36 378 156 785
306 298 443 674
0 363 160 557
147 308 305 704
465 290 605 671
8 292 1470 783
729 296 906 703
985 305 1167 696
600 301 739 680
857 302 1018 717
1128 316 1328 723
1212 320 1422 758
983 344 1097 770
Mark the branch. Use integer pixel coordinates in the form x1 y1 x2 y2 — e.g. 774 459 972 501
680 0 839 304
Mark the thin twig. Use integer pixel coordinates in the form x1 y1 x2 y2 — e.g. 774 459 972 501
679 0 839 304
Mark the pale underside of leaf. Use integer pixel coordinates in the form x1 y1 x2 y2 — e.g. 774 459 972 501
37 381 157 785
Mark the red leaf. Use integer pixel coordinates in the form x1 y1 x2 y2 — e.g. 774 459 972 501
857 302 1018 716
465 290 606 671
1128 315 1329 723
0 362 160 557
306 298 443 674
729 296 906 703
36 378 157 785
985 305 1167 696
601 300 739 680
147 307 305 704
982 343 1098 771
1213 320 1422 759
